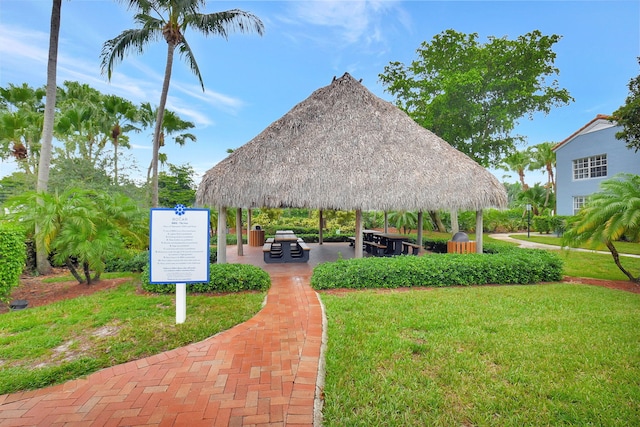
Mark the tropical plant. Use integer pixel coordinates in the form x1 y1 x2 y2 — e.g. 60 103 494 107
388 210 418 234
101 0 264 207
102 94 139 185
517 183 555 216
0 83 45 177
138 103 196 184
529 141 557 208
2 189 146 284
501 149 531 190
563 173 640 283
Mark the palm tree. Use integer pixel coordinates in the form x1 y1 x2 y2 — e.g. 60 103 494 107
0 83 46 177
102 94 138 185
529 142 556 209
501 149 531 190
100 0 264 207
563 173 640 283
33 0 62 276
138 102 196 190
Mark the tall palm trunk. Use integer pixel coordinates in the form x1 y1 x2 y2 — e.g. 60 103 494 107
35 0 61 274
151 42 176 207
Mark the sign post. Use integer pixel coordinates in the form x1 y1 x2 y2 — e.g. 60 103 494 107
149 205 210 324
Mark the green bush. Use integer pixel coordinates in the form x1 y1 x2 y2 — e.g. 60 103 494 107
0 224 27 303
310 247 563 290
104 249 149 273
141 263 270 294
533 215 553 234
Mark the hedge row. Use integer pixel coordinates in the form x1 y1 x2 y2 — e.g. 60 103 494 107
0 224 27 303
141 263 270 294
310 248 563 290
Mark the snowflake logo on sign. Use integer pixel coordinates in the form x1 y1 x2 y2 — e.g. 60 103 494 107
174 204 186 216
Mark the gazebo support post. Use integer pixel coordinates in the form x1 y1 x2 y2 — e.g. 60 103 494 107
355 209 363 258
319 209 324 245
475 210 483 254
417 211 424 248
247 209 252 234
217 206 227 264
384 211 389 233
236 208 243 256
451 209 459 234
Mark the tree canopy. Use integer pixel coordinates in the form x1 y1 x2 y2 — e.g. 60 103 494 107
611 58 640 152
379 29 573 167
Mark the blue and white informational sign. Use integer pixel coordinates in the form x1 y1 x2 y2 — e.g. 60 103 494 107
149 205 210 284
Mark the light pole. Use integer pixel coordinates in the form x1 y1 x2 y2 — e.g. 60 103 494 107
526 204 532 238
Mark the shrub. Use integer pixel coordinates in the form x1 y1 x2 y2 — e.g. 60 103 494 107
533 215 553 234
141 263 270 294
310 247 563 290
104 250 149 273
0 224 27 303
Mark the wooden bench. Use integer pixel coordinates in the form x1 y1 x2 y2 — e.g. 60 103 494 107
347 236 356 246
364 241 387 256
402 241 421 255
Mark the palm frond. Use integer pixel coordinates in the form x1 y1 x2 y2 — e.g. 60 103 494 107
100 17 162 79
187 10 264 39
177 38 204 90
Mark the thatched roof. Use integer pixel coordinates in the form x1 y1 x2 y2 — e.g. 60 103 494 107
196 73 507 212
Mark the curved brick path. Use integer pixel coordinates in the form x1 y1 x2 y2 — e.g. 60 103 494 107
0 249 327 427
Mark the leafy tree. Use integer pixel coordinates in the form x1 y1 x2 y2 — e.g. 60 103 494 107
101 0 264 207
611 58 640 152
379 29 573 168
158 163 196 207
563 174 640 283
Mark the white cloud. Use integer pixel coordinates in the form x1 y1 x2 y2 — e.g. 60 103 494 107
285 0 405 46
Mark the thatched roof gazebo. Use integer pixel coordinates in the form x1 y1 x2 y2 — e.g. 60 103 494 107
196 73 507 260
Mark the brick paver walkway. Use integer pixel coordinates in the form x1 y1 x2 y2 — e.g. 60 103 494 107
0 256 325 426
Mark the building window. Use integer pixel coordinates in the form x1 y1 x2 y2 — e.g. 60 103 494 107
573 154 607 180
573 196 587 215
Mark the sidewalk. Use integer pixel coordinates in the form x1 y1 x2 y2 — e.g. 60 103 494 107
0 251 325 426
490 233 640 258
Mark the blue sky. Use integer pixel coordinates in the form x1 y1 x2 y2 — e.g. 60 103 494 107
1 0 638 186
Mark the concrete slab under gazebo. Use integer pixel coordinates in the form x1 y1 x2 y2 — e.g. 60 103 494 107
196 73 507 262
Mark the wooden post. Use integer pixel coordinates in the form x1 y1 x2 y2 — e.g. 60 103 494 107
217 206 227 264
417 211 424 247
319 209 324 245
475 210 483 254
236 208 243 256
384 211 389 233
355 209 363 258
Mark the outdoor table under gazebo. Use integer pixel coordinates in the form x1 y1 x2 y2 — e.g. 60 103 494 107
196 73 507 263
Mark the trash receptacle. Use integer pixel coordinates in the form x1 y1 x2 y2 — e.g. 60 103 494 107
447 232 476 253
249 227 265 246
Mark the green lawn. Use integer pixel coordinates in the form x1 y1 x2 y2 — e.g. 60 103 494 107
320 284 640 426
0 279 265 394
508 233 640 255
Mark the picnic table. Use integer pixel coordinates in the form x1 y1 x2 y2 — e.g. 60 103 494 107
350 231 419 256
263 231 310 263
